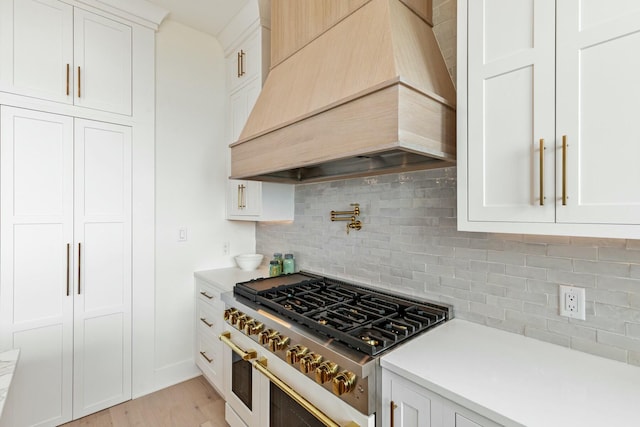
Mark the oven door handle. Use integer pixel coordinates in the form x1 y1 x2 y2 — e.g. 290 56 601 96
219 331 257 360
253 357 359 427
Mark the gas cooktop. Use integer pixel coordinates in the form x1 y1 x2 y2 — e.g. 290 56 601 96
233 271 451 356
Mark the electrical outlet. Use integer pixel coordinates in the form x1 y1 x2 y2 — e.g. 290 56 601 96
559 285 586 320
223 241 230 255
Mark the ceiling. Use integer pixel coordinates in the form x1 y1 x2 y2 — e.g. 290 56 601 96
147 0 251 36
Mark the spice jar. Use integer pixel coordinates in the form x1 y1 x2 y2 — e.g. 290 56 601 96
269 260 281 277
283 253 295 274
273 253 284 271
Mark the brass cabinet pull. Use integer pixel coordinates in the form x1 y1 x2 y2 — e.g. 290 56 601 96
77 66 81 98
199 291 214 300
199 351 213 363
66 64 70 96
254 357 352 427
237 184 243 209
77 242 81 294
219 331 257 360
539 139 545 206
237 51 241 77
240 50 245 76
391 400 398 427
562 135 567 205
237 184 246 209
241 184 246 208
66 243 70 296
200 317 213 327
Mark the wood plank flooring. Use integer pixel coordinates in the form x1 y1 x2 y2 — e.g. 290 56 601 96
59 376 226 427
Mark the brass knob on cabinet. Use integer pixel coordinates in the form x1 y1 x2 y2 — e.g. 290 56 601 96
315 361 339 384
258 329 279 345
286 345 309 364
268 335 290 352
332 371 356 396
244 321 264 335
299 353 322 374
237 315 253 330
223 308 238 323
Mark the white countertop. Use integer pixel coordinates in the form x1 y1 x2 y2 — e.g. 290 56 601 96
0 349 19 420
194 266 269 292
381 319 640 427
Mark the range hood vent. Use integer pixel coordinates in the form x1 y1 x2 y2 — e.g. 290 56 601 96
231 0 456 184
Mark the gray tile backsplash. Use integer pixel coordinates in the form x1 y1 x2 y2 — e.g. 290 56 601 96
256 167 640 366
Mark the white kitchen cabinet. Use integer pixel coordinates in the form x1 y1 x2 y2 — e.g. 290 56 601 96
382 369 499 427
195 277 226 397
458 0 640 238
0 0 132 115
222 6 294 222
0 106 132 426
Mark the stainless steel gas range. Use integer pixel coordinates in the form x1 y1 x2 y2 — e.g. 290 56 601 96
219 272 452 427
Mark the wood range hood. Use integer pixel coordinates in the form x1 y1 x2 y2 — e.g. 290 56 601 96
231 0 456 184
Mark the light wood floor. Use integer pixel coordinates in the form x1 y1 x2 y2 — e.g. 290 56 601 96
59 376 226 427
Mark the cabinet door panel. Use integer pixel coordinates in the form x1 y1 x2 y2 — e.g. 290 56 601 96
74 8 132 115
73 119 132 418
556 3 640 224
0 0 73 103
466 0 555 223
0 107 74 427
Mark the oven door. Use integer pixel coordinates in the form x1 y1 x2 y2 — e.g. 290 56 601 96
220 326 374 427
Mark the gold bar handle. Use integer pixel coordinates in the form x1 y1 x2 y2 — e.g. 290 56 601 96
199 351 213 363
539 138 545 206
219 331 257 360
237 51 241 77
562 135 567 206
199 291 214 300
240 50 245 76
77 242 81 294
200 317 213 327
254 357 353 427
66 243 70 296
391 400 398 427
240 184 246 208
77 66 81 98
237 184 242 209
66 64 70 96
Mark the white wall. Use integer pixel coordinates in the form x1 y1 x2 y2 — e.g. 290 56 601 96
154 19 256 389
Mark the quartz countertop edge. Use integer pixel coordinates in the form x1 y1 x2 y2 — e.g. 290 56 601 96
380 319 640 427
194 266 269 292
0 349 20 419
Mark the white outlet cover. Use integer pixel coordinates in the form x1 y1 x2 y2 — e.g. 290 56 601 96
559 285 586 320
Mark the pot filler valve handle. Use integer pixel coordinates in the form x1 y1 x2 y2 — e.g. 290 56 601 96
330 203 362 235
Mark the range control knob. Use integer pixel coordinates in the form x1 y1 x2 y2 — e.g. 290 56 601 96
258 329 279 345
299 353 323 374
268 335 290 352
243 320 263 335
286 345 309 365
237 315 252 331
332 371 356 396
223 308 238 323
229 310 244 325
315 361 339 384
234 313 248 329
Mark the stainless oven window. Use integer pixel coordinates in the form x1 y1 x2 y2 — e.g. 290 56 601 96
231 351 253 410
269 382 325 427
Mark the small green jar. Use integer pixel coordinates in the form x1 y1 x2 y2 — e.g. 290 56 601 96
283 253 295 274
269 260 281 277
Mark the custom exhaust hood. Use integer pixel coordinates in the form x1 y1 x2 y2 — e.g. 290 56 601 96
230 0 456 183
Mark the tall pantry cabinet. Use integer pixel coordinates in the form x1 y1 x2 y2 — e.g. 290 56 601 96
457 0 640 238
0 1 164 426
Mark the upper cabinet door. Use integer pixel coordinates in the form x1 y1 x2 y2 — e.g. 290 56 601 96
73 9 132 115
466 0 555 223
0 0 74 104
556 1 640 225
